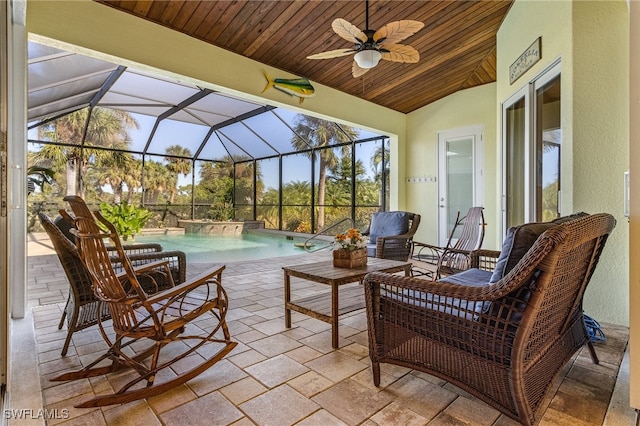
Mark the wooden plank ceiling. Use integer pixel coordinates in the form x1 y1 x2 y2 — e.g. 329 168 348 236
95 0 513 114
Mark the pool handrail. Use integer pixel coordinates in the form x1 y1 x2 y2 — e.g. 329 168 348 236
301 218 355 253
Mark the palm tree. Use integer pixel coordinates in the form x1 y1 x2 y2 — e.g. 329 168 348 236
291 115 358 231
33 107 138 197
164 145 192 203
122 159 143 204
281 180 312 231
94 154 132 203
143 160 173 205
370 140 390 181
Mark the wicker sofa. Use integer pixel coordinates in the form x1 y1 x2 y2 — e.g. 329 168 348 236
363 212 615 425
39 212 187 356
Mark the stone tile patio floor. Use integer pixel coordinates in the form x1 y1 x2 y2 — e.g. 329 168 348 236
13 234 637 425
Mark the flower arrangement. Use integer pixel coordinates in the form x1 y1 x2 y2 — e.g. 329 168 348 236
333 228 366 252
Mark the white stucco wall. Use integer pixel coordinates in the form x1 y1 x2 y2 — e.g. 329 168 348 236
572 1 629 327
497 0 629 326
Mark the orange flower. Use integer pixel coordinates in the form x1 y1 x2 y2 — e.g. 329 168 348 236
334 228 365 251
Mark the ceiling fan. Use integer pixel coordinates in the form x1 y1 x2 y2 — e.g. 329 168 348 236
307 0 424 78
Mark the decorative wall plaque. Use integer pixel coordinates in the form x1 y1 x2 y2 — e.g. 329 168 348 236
509 37 541 85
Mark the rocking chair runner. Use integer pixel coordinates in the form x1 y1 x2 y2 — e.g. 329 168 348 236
51 196 237 408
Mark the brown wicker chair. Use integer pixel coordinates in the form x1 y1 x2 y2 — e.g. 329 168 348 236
51 195 237 407
363 211 421 261
39 212 187 356
364 212 615 426
412 206 485 279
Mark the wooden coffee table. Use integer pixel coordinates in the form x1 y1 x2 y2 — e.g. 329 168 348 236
283 258 411 348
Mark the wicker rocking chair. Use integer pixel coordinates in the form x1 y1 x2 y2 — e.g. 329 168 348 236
51 196 237 407
364 212 615 426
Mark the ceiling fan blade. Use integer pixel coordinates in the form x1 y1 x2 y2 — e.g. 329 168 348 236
332 18 367 44
374 20 424 45
380 44 420 63
352 61 370 78
307 48 356 60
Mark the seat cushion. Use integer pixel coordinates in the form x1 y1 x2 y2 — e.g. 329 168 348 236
366 243 376 257
439 268 492 287
438 268 493 315
390 268 492 321
369 211 410 244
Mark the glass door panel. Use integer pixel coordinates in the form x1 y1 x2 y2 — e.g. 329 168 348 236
536 76 561 221
437 125 483 246
505 96 526 229
446 138 474 240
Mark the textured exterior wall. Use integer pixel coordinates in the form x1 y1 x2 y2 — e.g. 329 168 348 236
571 0 629 327
406 84 497 248
629 0 639 410
497 0 629 326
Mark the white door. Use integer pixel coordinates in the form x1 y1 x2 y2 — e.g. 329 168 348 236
437 125 484 245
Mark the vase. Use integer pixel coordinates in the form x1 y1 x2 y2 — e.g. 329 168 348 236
332 248 368 268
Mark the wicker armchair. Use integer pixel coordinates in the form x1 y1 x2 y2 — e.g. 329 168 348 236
364 213 615 426
362 211 421 261
39 212 186 356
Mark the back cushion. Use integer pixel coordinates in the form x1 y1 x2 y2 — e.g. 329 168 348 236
369 211 410 243
489 212 589 283
489 222 556 283
552 211 589 224
54 215 76 244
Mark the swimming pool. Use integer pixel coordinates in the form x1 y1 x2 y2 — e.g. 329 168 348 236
134 232 324 263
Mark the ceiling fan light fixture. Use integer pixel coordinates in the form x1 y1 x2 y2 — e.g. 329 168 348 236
354 49 382 69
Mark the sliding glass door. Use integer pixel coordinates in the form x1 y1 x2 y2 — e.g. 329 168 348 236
502 62 561 233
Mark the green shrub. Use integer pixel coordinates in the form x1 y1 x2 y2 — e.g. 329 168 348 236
99 201 153 241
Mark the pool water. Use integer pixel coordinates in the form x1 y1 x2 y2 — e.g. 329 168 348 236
134 232 319 263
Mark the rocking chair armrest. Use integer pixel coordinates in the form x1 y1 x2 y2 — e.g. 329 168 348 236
143 264 226 304
412 241 446 263
413 241 442 250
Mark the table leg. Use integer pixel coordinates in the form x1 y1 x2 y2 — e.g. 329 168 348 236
284 271 291 328
332 282 338 349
